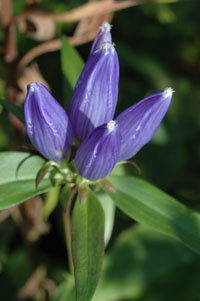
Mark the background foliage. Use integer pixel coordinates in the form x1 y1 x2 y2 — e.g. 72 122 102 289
0 0 200 300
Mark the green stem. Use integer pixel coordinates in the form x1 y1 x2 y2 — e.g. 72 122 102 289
42 186 60 221
63 185 77 274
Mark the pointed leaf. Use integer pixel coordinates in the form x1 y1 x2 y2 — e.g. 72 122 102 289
71 190 105 301
61 36 84 88
108 175 200 255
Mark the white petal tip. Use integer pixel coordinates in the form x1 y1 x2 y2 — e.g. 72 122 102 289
107 120 117 132
28 82 39 92
162 87 175 99
98 41 115 55
100 22 112 32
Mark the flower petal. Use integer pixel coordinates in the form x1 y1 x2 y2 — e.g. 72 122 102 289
74 120 121 180
24 82 73 162
90 21 112 54
116 88 174 161
69 42 119 142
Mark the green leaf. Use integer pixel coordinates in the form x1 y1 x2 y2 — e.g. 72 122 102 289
94 225 197 301
71 190 105 301
42 186 61 221
61 36 84 107
0 152 54 209
108 175 200 255
60 184 72 211
61 36 84 88
51 274 75 301
96 191 115 247
0 100 24 123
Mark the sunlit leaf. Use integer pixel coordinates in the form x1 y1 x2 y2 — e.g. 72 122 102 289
108 175 200 255
0 152 54 209
61 36 84 107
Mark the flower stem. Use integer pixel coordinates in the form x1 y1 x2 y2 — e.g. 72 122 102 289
42 186 60 221
63 185 77 274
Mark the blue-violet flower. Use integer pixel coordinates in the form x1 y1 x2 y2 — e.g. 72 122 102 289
74 120 121 180
24 23 174 181
69 29 119 141
24 82 73 163
90 21 112 54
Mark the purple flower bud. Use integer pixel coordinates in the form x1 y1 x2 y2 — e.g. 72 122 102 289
24 82 73 163
74 120 121 180
69 42 119 142
90 21 112 54
116 88 174 161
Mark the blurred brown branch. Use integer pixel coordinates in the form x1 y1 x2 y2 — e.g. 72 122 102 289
1 0 17 62
15 0 143 24
17 32 99 72
48 0 143 22
16 0 144 72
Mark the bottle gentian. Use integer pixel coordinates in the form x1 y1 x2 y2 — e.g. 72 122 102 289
24 82 73 163
74 87 174 180
24 22 174 183
74 120 121 180
90 21 112 54
69 22 119 142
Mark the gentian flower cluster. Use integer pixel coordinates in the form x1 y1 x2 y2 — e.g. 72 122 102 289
24 22 174 182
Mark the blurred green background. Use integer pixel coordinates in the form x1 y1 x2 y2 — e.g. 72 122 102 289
0 0 200 300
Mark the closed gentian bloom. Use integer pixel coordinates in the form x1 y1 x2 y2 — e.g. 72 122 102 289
69 41 119 142
90 21 112 54
116 88 174 161
74 120 121 180
75 88 174 180
24 82 73 163
24 23 174 183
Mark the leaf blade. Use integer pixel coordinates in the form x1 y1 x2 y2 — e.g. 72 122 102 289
71 190 104 301
61 36 84 89
108 175 200 255
0 152 53 209
61 36 84 107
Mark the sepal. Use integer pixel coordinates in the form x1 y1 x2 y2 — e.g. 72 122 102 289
99 178 117 193
36 160 53 189
78 181 89 204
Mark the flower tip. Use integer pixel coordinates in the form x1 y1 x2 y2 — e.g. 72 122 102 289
28 82 40 92
90 21 113 54
100 21 112 32
162 87 175 99
107 120 117 132
97 41 115 55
